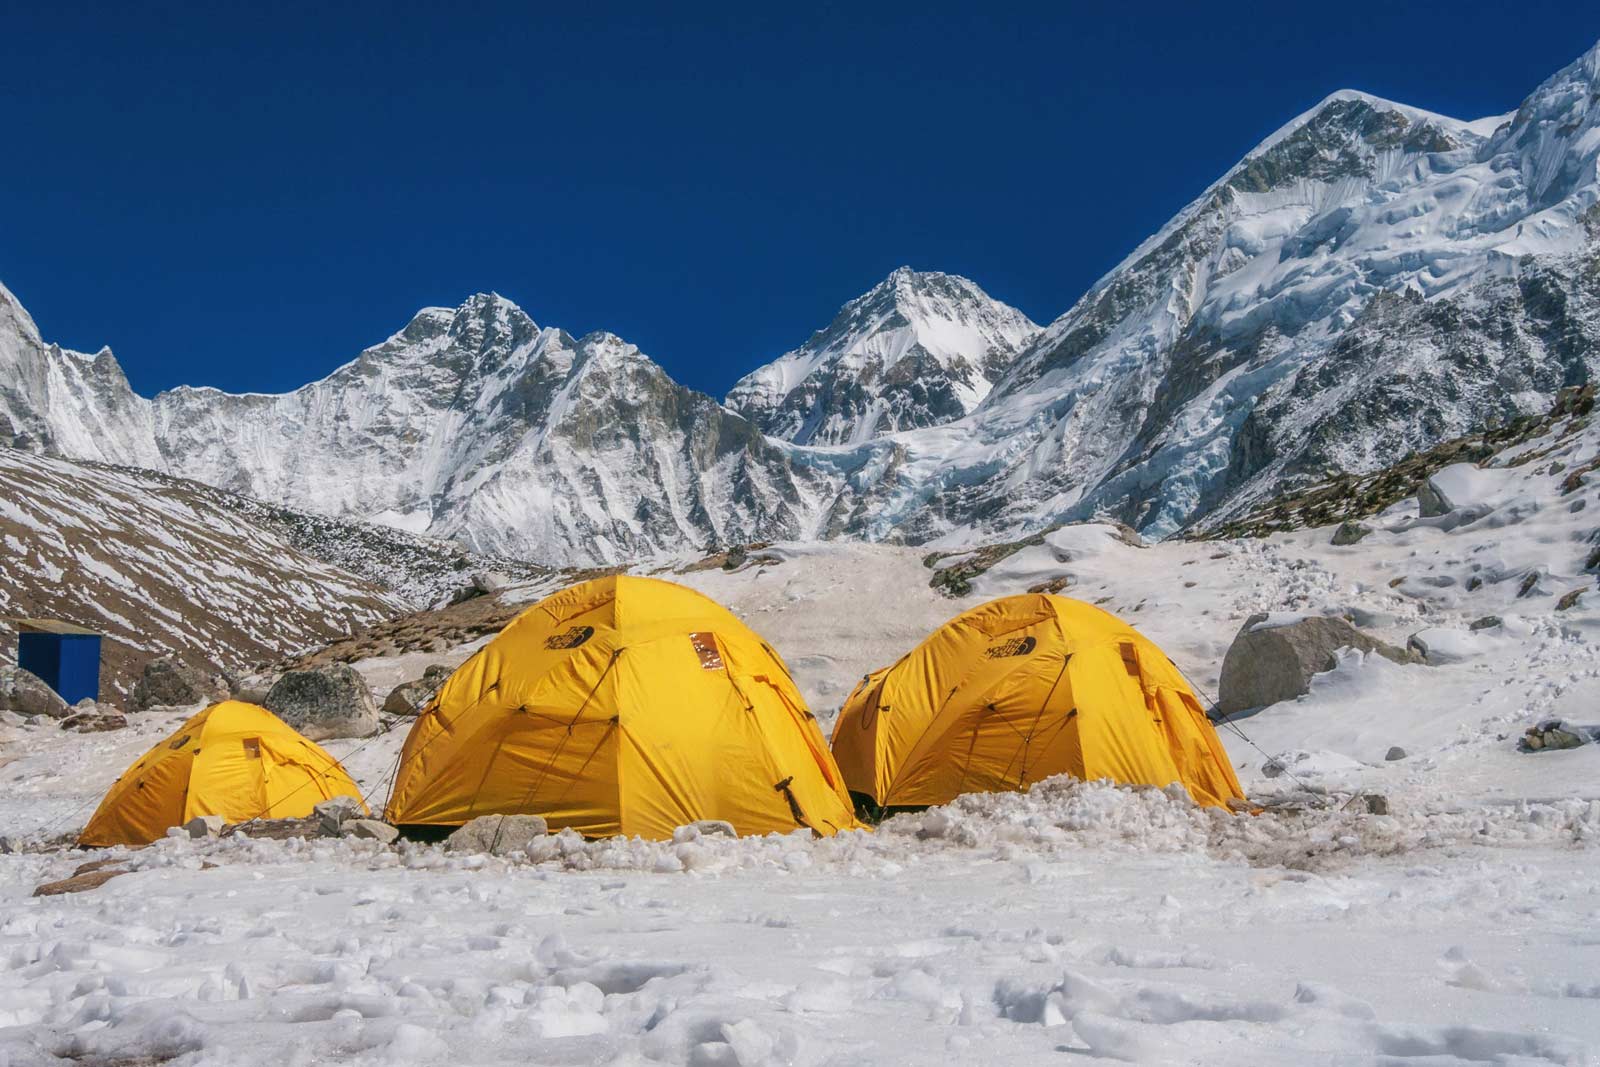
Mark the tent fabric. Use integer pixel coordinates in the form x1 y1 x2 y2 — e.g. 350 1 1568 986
79 701 365 847
384 575 861 840
830 594 1246 810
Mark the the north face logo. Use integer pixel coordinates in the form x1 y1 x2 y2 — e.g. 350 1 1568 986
983 635 1037 659
544 625 595 650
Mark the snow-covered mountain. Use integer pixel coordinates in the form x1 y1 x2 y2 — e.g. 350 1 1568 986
725 268 1038 445
820 41 1600 545
4 40 1600 563
0 286 826 565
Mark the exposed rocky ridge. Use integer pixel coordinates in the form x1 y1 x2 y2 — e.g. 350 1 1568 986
725 267 1039 445
1200 386 1596 539
0 447 402 701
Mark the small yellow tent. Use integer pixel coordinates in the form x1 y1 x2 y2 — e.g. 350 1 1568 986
385 575 860 839
80 701 366 847
830 594 1245 810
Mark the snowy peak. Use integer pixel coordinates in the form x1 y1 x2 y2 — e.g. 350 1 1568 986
726 268 1039 446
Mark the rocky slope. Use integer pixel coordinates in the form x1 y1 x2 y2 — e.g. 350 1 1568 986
725 267 1038 445
0 449 403 701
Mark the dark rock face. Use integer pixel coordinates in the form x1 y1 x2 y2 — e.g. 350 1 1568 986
1217 613 1421 715
132 656 229 711
0 668 70 719
262 664 379 741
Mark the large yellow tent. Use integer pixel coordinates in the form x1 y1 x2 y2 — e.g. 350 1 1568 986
80 701 365 847
830 594 1245 810
385 575 861 840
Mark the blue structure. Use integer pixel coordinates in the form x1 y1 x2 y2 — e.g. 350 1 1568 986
9 618 101 705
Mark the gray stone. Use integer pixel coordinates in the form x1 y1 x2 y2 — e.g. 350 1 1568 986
382 665 452 716
1417 477 1454 518
185 814 225 838
263 664 379 741
1468 616 1503 631
1217 613 1421 714
445 814 549 856
1385 746 1407 761
341 819 399 844
0 667 71 719
132 656 229 711
1330 520 1371 546
1363 794 1390 815
0 835 16 854
231 671 280 705
314 795 365 836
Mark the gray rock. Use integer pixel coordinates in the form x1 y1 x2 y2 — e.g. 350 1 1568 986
231 670 280 705
341 818 399 844
382 664 452 716
132 656 229 711
0 709 28 728
445 814 549 856
1417 477 1454 518
1468 616 1503 631
1330 520 1372 546
185 814 225 838
0 835 16 854
1217 613 1421 714
314 795 365 836
0 667 71 719
1385 746 1407 761
1556 588 1584 612
1363 794 1390 815
263 664 379 741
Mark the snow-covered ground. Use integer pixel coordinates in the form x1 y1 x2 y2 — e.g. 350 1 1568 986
4 422 1600 1064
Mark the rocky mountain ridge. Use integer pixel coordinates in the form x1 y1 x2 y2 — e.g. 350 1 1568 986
4 39 1599 564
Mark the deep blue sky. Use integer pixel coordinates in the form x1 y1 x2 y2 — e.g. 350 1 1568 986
4 3 1597 398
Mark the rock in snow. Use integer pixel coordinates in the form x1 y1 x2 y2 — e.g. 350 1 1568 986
1217 613 1419 714
262 664 379 741
0 667 69 719
445 813 549 855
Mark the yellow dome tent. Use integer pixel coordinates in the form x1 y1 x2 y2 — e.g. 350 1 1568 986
830 594 1245 810
385 575 860 840
80 701 365 847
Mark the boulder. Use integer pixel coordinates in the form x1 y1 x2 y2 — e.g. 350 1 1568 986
230 670 280 705
1468 616 1503 631
1330 520 1371 546
132 656 229 710
0 667 70 719
341 818 399 844
1385 746 1407 761
314 795 365 836
1217 613 1420 714
445 814 549 856
382 664 452 716
184 814 225 838
262 664 380 741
